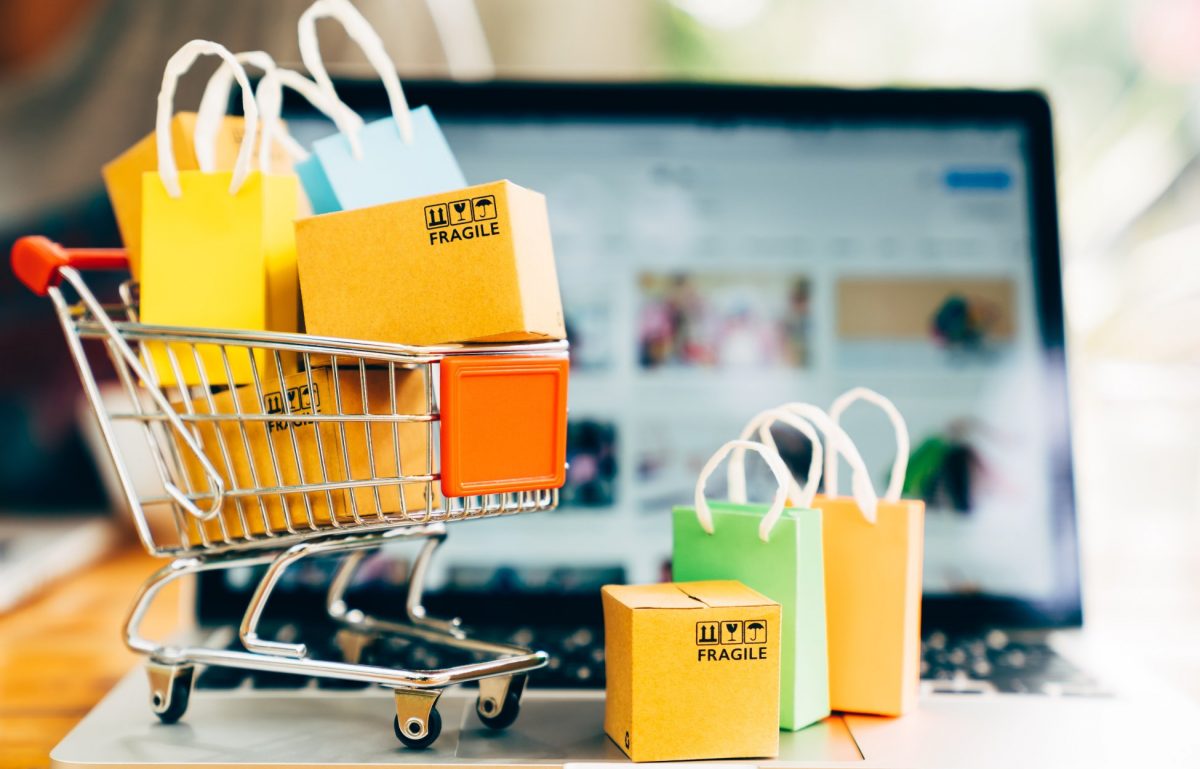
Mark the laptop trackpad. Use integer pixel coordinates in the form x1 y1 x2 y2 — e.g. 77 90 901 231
456 693 863 763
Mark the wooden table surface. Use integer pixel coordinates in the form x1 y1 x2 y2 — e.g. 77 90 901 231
0 545 180 769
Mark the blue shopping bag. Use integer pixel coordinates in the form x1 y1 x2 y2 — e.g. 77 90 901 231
297 0 465 213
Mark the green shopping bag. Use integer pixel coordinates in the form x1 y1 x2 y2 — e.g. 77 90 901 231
672 431 830 731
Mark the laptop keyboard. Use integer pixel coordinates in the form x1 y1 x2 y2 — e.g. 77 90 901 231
922 629 1103 695
195 623 1102 696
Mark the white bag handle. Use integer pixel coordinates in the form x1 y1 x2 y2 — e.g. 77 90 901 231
298 0 413 152
727 408 823 510
694 440 794 543
731 403 880 524
156 40 257 199
193 50 277 172
258 68 365 173
826 387 909 504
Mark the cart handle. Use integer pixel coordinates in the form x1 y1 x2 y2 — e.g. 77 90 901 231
11 236 129 296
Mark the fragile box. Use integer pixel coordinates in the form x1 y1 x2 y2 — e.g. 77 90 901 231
175 365 435 543
602 580 781 763
294 179 566 346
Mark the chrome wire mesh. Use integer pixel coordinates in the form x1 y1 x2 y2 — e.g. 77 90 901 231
53 276 564 558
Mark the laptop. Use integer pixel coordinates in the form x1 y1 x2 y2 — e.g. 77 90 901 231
51 82 1200 767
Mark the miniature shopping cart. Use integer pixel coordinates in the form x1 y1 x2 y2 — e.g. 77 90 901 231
11 236 570 749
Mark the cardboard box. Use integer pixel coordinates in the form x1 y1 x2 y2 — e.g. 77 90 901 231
295 180 566 346
602 580 781 763
103 112 290 277
175 365 436 543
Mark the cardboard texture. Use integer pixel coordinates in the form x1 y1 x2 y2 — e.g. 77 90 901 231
175 366 435 543
815 495 925 716
672 501 829 730
295 179 566 346
102 113 289 276
308 106 465 212
439 355 569 497
140 170 300 387
602 580 781 763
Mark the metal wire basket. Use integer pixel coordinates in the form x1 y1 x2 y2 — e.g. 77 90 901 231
12 236 568 748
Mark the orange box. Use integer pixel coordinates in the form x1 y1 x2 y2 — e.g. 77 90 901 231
815 495 925 716
439 355 568 497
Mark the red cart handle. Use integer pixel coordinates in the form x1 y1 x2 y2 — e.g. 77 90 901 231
11 236 129 296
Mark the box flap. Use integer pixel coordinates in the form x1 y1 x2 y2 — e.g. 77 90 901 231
602 583 704 610
676 580 777 608
603 580 777 610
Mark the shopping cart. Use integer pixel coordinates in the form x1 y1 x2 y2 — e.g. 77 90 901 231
11 236 570 749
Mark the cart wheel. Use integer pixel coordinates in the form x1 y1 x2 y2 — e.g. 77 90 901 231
147 663 194 725
477 689 521 730
394 708 442 750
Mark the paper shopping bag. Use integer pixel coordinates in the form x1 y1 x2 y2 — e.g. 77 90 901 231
815 388 924 717
103 51 290 277
814 493 923 716
103 113 243 278
256 66 364 217
295 0 464 213
673 435 830 731
139 41 299 387
734 394 925 717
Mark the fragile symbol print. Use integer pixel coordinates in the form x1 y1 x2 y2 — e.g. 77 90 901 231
425 194 503 246
425 195 497 229
694 619 769 661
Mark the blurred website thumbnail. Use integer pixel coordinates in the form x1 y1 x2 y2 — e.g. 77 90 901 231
637 271 811 370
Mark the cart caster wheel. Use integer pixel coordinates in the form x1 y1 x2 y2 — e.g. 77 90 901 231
477 690 521 730
394 708 442 749
146 662 194 725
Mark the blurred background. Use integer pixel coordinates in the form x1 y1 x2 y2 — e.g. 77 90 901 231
1 0 1197 696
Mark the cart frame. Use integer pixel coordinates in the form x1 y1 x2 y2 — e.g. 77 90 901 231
12 236 567 748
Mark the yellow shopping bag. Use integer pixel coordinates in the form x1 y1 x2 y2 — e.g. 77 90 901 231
103 50 289 277
139 40 299 387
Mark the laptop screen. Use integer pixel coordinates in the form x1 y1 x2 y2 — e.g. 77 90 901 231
207 86 1077 629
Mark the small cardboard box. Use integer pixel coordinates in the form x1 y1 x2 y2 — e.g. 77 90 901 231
602 580 781 763
175 365 436 543
294 180 566 346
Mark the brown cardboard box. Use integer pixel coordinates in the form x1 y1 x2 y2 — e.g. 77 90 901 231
175 366 436 543
602 581 781 763
294 180 565 346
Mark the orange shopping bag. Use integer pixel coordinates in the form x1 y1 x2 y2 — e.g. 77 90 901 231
816 389 924 716
739 392 924 716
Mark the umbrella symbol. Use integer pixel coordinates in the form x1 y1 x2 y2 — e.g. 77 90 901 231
474 196 495 219
746 622 766 642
